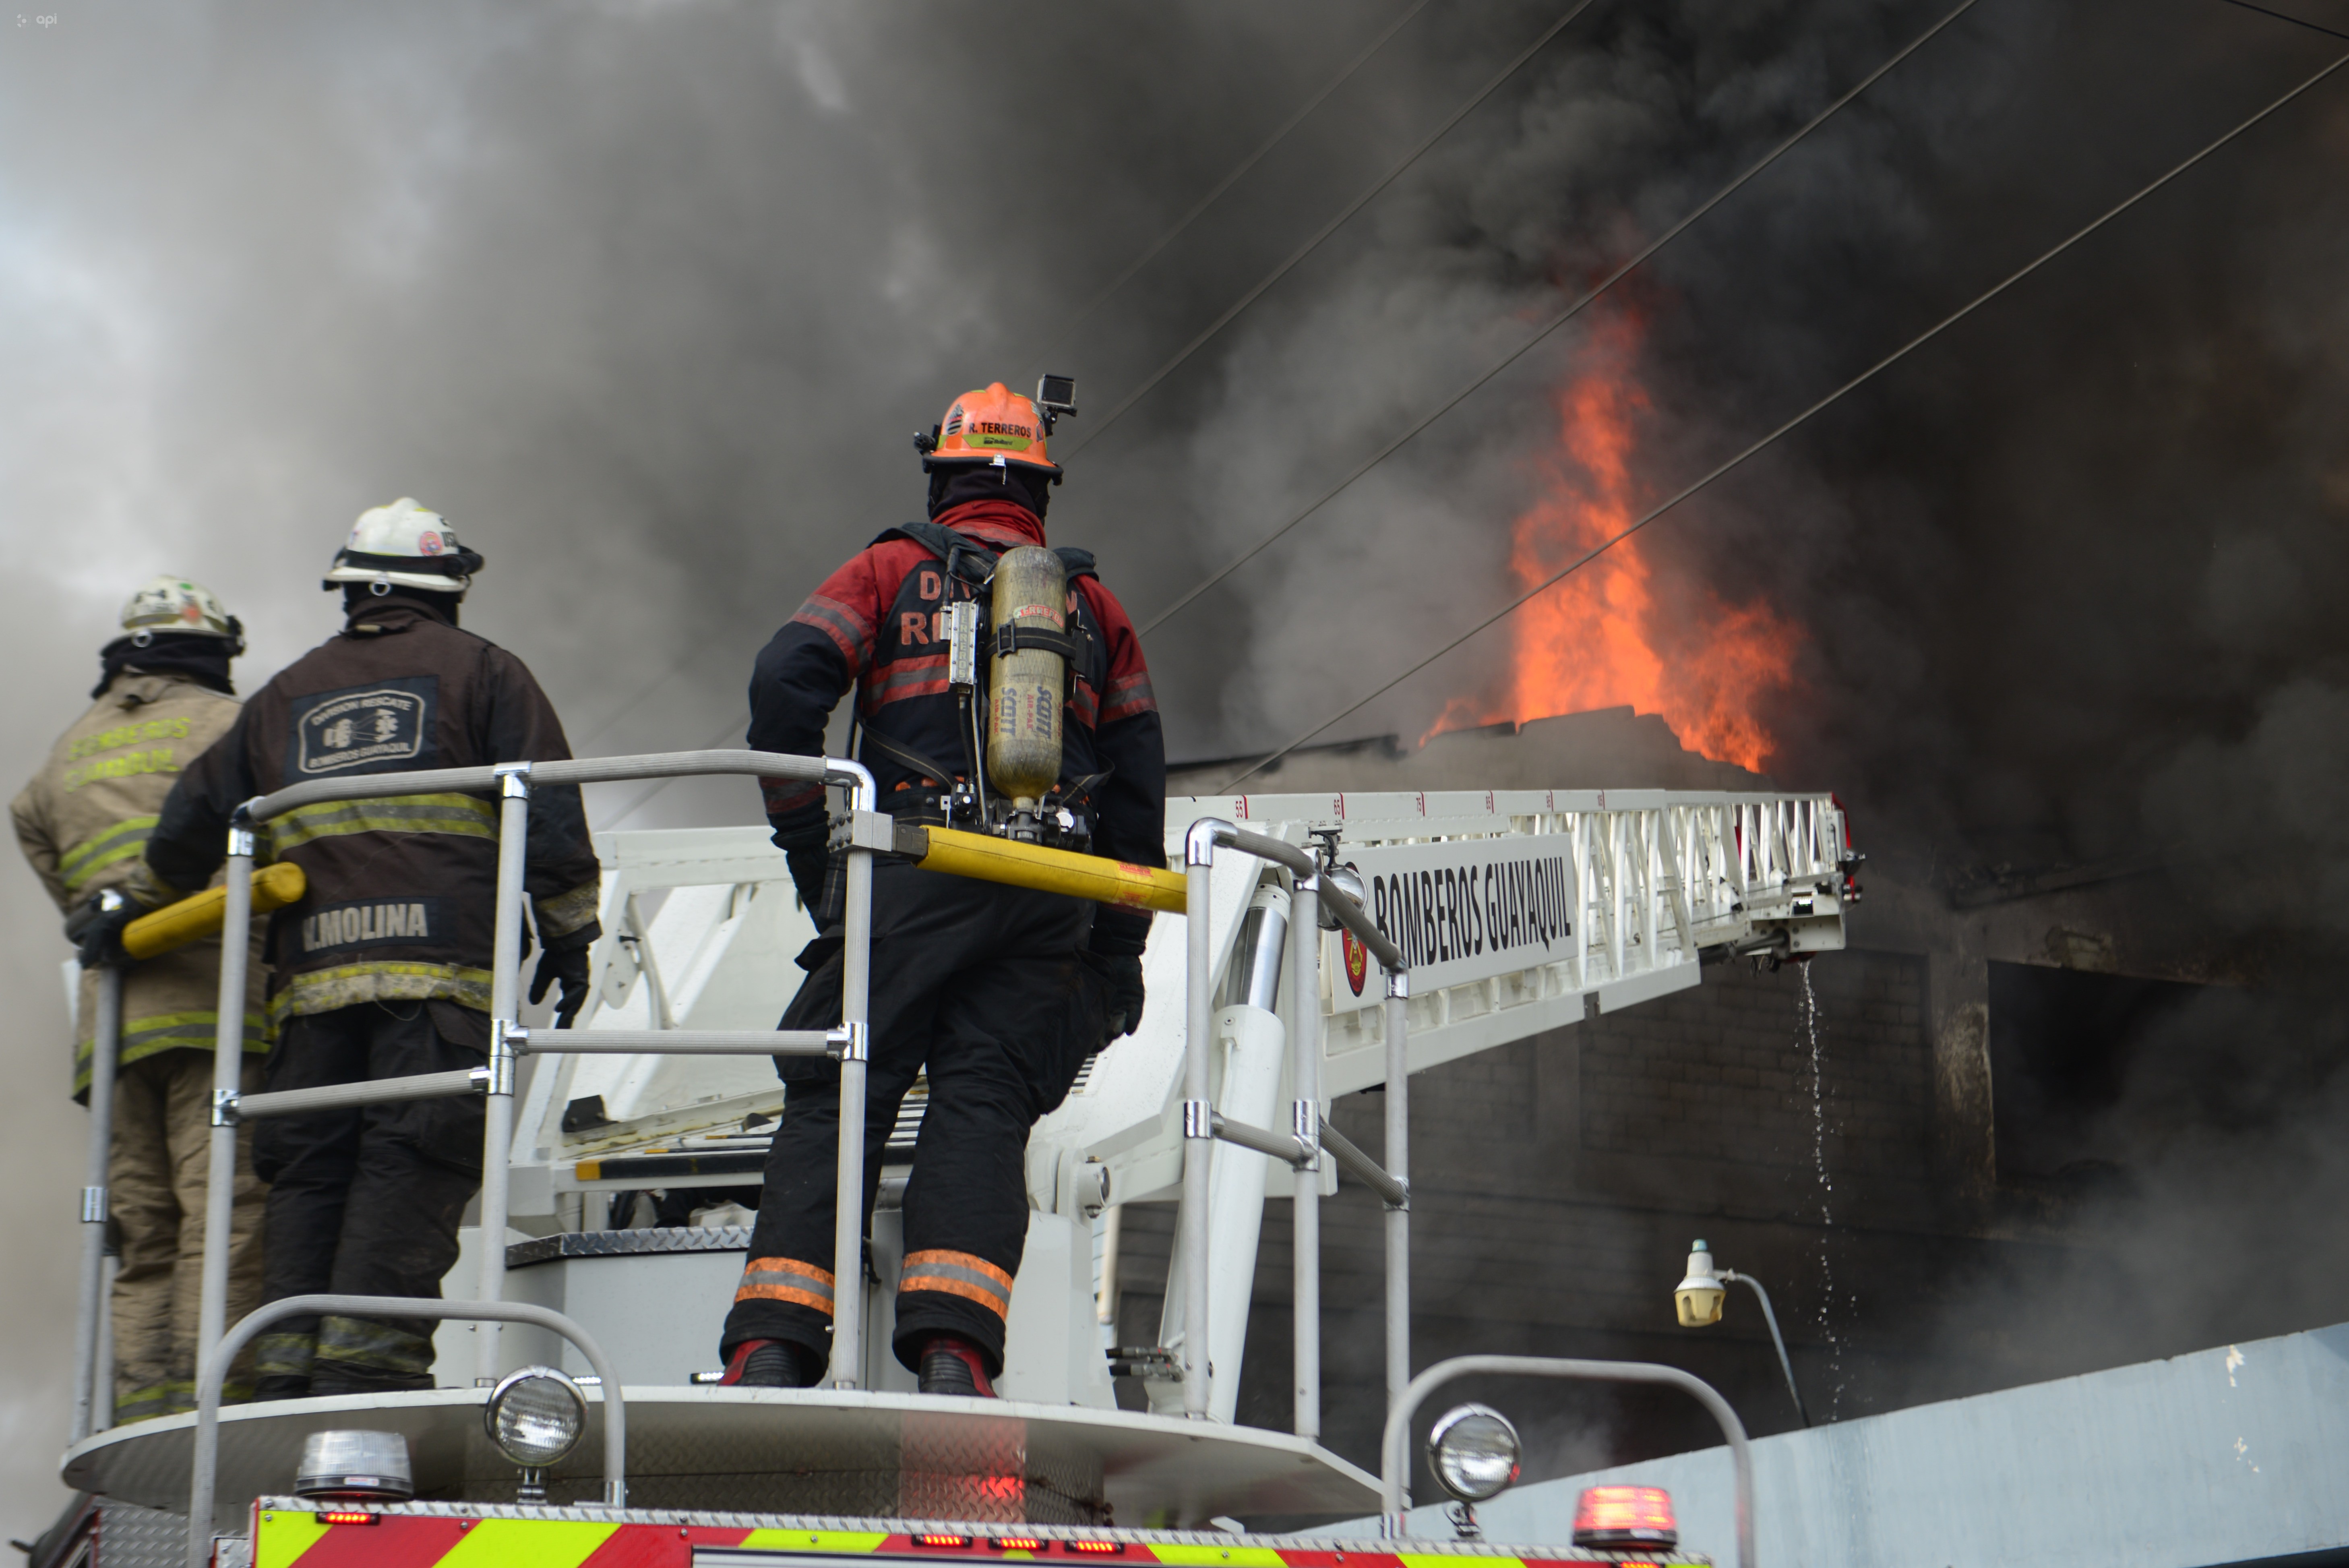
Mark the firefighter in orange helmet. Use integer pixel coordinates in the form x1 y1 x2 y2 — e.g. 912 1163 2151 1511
720 380 1165 1394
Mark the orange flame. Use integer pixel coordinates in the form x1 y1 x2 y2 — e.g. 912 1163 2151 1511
1433 313 1801 772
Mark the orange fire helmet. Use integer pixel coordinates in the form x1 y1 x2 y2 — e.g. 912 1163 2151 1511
916 382 1064 480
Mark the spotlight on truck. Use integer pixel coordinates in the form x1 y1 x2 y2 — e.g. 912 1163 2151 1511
483 1365 587 1502
1427 1403 1521 1503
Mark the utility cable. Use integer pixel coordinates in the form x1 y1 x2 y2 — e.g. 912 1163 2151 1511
598 710 753 828
1025 0 1436 379
1218 40 2349 792
1138 0 1979 637
2221 0 2349 42
1059 0 1603 461
572 650 718 754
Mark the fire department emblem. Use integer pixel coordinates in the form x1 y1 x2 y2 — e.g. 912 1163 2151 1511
1343 927 1367 996
289 677 438 780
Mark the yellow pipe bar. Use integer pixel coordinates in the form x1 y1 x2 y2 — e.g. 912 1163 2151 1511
905 824 1187 914
123 863 307 960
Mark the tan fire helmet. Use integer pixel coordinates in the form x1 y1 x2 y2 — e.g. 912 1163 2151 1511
118 575 242 647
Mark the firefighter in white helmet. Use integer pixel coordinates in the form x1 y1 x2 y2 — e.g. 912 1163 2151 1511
117 500 603 1398
11 577 271 1419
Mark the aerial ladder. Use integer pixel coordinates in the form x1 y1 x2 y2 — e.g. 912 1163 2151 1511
47 746 1854 1568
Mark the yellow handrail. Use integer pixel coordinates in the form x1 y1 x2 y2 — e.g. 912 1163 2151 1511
122 863 307 960
902 824 1187 915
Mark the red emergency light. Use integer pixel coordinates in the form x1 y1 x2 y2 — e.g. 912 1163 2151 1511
1571 1485 1678 1551
315 1511 379 1527
993 1539 1047 1552
915 1535 973 1549
1065 1542 1125 1555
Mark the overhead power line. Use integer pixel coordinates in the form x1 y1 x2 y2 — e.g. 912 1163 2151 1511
2221 0 2349 43
1059 0 1603 461
572 650 712 754
1025 0 1436 379
598 710 753 827
1218 40 2349 792
1137 0 1980 637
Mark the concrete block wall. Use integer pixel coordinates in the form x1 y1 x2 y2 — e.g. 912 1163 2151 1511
1574 954 1933 1220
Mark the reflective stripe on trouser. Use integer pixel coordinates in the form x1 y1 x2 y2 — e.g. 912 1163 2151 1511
250 1316 438 1387
720 863 1108 1380
317 1314 437 1379
734 1257 836 1316
113 1379 196 1423
254 1331 315 1381
107 1049 266 1421
899 1250 1013 1322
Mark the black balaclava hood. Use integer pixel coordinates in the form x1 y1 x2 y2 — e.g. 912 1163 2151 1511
93 634 236 699
928 461 1053 522
342 583 461 627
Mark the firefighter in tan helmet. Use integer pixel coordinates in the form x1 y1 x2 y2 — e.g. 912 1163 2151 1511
11 577 271 1420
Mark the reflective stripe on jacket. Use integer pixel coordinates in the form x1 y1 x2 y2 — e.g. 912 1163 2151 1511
139 598 601 1022
10 671 270 1098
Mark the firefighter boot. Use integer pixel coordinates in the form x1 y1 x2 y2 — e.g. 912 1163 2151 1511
721 1338 821 1388
916 1335 996 1398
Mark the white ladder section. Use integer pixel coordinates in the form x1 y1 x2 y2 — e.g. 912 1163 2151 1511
501 786 1849 1421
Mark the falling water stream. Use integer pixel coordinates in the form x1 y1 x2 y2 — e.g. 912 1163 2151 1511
1801 962 1846 1416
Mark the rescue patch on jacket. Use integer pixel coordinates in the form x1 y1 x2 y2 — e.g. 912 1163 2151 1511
300 898 445 953
287 676 438 781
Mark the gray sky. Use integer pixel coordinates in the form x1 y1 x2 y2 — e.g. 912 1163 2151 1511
4 0 2347 1536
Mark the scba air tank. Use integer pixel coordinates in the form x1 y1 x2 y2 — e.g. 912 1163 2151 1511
986 545 1069 812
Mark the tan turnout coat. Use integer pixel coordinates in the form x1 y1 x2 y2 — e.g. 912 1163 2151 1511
11 671 268 1097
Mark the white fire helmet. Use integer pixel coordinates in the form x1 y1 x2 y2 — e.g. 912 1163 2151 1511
321 497 485 595
120 575 243 650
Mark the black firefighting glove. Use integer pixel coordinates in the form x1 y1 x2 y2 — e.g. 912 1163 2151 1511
65 889 139 969
1097 954 1145 1040
530 942 593 1028
784 846 829 918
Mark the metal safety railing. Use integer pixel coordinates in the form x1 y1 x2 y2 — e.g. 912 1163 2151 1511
156 750 886 1562
148 749 1247 1538
180 750 883 1403
55 745 1437 1549
70 863 309 1445
187 1295 625 1567
69 965 122 1446
1179 820 1412 1435
1381 1354 1754 1565
63 741 1782 1554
